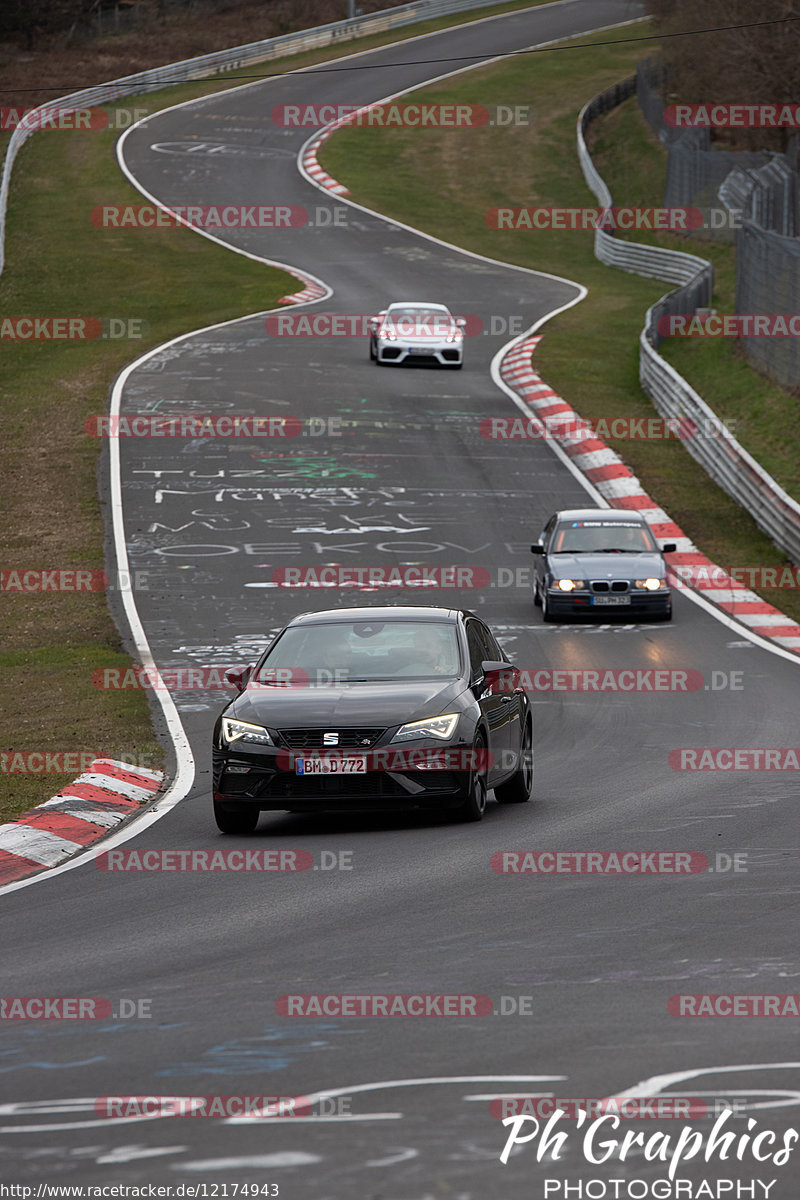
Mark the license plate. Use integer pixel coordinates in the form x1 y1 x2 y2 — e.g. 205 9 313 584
592 595 631 606
411 346 433 354
296 756 367 775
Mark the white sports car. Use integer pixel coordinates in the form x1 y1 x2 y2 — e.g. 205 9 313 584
368 302 465 368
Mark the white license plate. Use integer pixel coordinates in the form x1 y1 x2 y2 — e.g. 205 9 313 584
411 345 434 354
592 595 631 606
296 756 367 775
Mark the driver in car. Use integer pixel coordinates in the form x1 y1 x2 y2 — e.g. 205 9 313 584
396 628 452 675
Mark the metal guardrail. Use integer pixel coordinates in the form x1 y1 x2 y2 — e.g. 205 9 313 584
578 80 711 288
639 318 800 564
577 80 800 565
0 0 502 274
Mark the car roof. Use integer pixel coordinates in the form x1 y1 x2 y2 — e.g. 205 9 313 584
385 301 450 311
289 606 467 627
554 508 649 523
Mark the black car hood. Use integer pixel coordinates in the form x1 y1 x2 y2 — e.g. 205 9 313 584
229 678 467 731
550 551 665 578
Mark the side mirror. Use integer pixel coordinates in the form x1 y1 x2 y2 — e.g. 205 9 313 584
661 543 677 553
481 660 520 694
530 543 544 555
455 317 467 328
224 664 254 692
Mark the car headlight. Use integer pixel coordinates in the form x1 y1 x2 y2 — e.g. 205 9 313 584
635 577 667 591
391 713 459 742
445 330 463 342
379 328 397 341
221 718 273 745
555 578 585 592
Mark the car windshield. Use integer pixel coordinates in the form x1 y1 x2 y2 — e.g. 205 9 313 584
551 521 657 554
385 307 452 336
255 621 461 684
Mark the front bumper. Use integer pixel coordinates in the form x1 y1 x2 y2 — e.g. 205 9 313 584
212 745 473 811
543 587 672 618
376 340 462 366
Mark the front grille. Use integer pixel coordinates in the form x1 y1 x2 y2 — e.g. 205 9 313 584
590 580 629 593
277 728 385 750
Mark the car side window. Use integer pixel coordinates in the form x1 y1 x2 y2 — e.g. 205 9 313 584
476 621 503 662
466 623 488 678
542 516 556 548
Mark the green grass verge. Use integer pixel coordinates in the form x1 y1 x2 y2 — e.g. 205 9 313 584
0 124 291 822
320 24 800 627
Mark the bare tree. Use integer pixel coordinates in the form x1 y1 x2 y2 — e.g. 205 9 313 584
647 1 800 149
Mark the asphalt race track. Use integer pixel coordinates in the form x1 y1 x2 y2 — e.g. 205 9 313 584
2 2 800 1196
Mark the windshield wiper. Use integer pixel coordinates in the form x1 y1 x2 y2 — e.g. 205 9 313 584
340 677 393 682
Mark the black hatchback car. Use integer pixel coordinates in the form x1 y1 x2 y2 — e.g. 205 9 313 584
212 606 532 832
531 508 676 622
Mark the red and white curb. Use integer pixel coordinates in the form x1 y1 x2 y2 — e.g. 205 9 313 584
299 106 364 196
301 134 350 196
0 759 164 884
300 101 401 197
280 276 331 304
500 336 800 655
280 273 329 305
